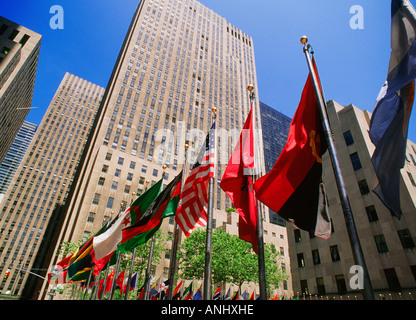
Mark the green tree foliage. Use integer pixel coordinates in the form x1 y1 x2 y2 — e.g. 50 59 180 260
178 228 289 294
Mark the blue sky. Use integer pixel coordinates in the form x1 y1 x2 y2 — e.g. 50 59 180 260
1 0 415 142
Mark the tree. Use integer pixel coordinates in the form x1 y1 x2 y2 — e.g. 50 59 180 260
178 228 288 295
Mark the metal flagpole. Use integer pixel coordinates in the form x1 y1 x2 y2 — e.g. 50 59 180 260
142 179 156 301
167 145 188 300
108 250 122 300
203 108 217 300
248 85 267 300
123 191 138 300
300 36 374 300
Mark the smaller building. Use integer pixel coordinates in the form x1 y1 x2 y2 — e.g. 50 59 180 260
0 121 37 203
288 100 416 300
0 16 41 164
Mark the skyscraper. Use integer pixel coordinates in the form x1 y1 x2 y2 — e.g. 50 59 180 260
0 16 41 164
0 121 37 203
288 100 416 299
0 73 105 298
44 0 291 299
259 101 291 227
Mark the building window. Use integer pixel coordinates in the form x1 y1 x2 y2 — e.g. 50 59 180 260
105 152 112 161
153 169 158 177
316 277 326 296
118 157 124 165
115 169 121 177
106 197 114 209
335 275 347 294
87 212 96 223
330 245 340 262
300 280 309 295
312 249 321 265
358 179 370 195
294 229 302 243
343 130 354 146
398 229 415 249
102 165 109 173
98 177 105 186
111 181 118 190
384 268 401 290
350 152 362 171
366 205 378 222
407 171 416 187
297 253 305 268
141 165 147 173
374 235 389 253
92 193 100 205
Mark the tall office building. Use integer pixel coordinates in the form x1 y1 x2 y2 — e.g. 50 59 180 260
0 16 41 164
259 101 291 227
288 100 416 299
44 0 291 299
0 73 105 298
0 121 37 203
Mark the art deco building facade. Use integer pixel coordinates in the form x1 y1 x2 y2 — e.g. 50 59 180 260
288 100 416 300
44 0 291 299
0 16 41 164
0 121 37 203
0 73 105 298
259 101 291 227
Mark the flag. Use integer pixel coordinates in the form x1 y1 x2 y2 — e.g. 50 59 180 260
176 123 216 237
117 178 164 253
116 270 126 292
120 172 182 248
182 282 193 300
254 59 331 239
231 291 239 300
129 273 137 292
213 285 221 300
249 291 255 300
224 287 231 300
369 0 416 218
193 284 202 300
220 105 258 252
93 179 163 262
104 271 114 294
172 280 183 300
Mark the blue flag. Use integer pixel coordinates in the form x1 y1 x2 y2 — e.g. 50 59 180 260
369 0 416 218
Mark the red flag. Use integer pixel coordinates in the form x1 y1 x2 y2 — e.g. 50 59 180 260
220 104 258 253
104 271 114 294
254 59 331 239
116 270 126 292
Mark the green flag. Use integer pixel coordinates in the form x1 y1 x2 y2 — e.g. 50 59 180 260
117 178 164 253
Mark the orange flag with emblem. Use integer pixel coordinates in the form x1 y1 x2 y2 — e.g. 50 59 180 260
254 58 331 239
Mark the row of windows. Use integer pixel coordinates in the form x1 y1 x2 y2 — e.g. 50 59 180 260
295 227 415 269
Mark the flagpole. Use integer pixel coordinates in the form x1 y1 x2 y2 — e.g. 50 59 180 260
248 85 267 300
167 145 188 300
142 179 156 301
300 36 374 300
108 250 122 300
124 191 138 300
203 108 217 300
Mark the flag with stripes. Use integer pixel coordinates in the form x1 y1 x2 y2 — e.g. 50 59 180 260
176 123 216 237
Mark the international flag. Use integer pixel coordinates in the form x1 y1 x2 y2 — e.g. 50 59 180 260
176 123 216 237
93 179 163 264
104 271 114 294
369 0 416 218
224 287 231 300
172 280 183 300
213 285 221 300
120 172 182 248
193 284 202 300
254 59 332 239
182 282 193 300
220 105 258 252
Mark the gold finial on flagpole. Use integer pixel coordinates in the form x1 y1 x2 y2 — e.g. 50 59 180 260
300 35 308 45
